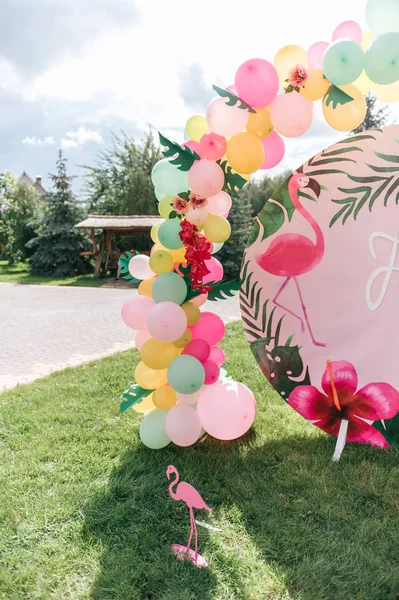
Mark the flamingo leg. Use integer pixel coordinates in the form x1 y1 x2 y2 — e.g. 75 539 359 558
186 507 194 553
193 516 199 564
293 277 326 347
273 277 305 333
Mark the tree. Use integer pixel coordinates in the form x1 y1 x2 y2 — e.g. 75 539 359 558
351 92 390 133
242 171 291 216
83 131 161 215
28 151 92 276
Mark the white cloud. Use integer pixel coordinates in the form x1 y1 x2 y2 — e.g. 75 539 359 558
60 127 103 149
22 135 55 146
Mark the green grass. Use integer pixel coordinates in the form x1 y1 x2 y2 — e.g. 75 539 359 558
0 323 398 600
0 260 105 287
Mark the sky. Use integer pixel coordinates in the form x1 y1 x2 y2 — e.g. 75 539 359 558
0 0 397 193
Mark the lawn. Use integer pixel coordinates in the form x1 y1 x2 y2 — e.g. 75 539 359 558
0 323 398 600
0 260 105 287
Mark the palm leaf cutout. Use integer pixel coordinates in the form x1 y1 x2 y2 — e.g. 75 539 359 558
324 85 354 109
120 385 152 413
207 280 241 301
118 251 140 283
212 84 256 113
373 413 399 447
159 132 200 171
217 160 247 193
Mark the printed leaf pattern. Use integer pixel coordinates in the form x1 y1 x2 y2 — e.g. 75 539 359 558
159 132 200 171
217 160 247 193
212 85 256 113
120 385 152 413
118 251 140 283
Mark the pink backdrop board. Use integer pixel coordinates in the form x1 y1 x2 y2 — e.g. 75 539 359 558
241 125 399 448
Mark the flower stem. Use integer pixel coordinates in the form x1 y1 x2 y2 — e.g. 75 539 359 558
332 419 348 462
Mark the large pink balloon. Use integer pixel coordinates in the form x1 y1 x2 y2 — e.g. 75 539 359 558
260 131 285 169
121 295 155 330
207 191 232 216
182 140 201 154
206 97 249 137
135 328 152 351
197 381 256 440
198 132 227 161
235 59 279 108
166 404 202 446
332 21 362 43
147 302 187 342
307 41 329 70
183 339 211 362
209 346 225 367
190 312 225 346
189 159 224 198
270 93 313 138
203 257 224 284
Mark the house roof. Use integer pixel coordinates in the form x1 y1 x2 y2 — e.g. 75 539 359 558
74 215 163 230
17 171 46 196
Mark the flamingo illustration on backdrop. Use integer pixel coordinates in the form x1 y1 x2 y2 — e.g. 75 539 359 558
256 172 326 347
166 465 211 568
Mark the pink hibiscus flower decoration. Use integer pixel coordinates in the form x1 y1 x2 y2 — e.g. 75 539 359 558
288 63 308 88
173 196 189 214
289 361 399 448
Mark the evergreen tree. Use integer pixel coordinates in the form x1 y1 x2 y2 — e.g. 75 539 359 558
351 92 390 133
217 190 253 281
29 151 92 276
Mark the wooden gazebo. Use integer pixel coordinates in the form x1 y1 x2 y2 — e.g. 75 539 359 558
74 214 163 276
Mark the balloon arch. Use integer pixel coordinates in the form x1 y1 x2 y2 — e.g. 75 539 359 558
119 0 399 457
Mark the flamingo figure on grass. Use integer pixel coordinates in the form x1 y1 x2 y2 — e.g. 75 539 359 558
256 173 326 347
166 465 211 568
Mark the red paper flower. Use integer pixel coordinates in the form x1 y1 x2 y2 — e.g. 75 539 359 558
189 193 208 208
179 220 212 293
288 63 308 88
173 196 189 214
288 361 399 448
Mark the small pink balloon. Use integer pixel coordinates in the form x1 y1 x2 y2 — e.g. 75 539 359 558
165 404 202 446
185 205 209 226
203 257 224 284
209 346 225 367
270 93 313 138
188 159 224 198
332 21 362 43
183 339 211 362
147 301 187 342
121 295 155 330
190 293 208 307
135 328 152 351
235 59 279 108
198 132 227 161
307 41 329 70
260 131 285 169
207 191 232 216
203 360 220 385
190 312 225 346
182 140 201 154
176 389 203 405
206 97 249 137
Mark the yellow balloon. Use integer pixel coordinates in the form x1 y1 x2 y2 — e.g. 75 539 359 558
133 392 156 414
138 276 156 297
141 339 177 370
173 329 192 348
135 362 168 389
246 107 273 138
372 80 399 103
203 214 231 243
153 386 177 409
158 196 174 219
274 45 308 81
322 85 367 132
149 249 174 275
151 223 161 243
361 30 374 51
182 302 200 326
186 116 209 142
353 70 371 95
300 70 330 101
226 132 264 174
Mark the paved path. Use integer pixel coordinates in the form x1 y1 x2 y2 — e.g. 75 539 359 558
0 283 240 391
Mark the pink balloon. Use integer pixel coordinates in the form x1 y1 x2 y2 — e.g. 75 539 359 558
165 404 202 446
190 312 225 346
203 360 220 385
260 131 285 169
235 59 279 108
203 257 224 284
188 159 224 198
190 293 208 307
147 301 187 342
198 132 227 161
121 295 155 330
183 339 211 362
227 84 238 94
176 389 203 405
209 346 225 367
185 205 209 226
135 328 152 351
197 381 256 440
206 97 249 137
307 41 329 70
332 21 362 43
270 92 313 138
182 140 201 154
207 191 232 216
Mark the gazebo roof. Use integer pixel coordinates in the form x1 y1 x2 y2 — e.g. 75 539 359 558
75 214 163 230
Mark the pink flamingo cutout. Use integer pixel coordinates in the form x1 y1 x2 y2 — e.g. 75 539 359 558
166 465 211 568
256 173 326 347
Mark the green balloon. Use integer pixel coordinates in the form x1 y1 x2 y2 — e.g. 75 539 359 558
151 158 189 196
366 0 399 36
365 32 399 85
323 40 365 86
158 219 184 250
168 356 205 395
155 188 165 201
139 409 170 449
152 272 188 304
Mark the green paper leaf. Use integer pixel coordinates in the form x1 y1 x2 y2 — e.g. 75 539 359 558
212 84 256 113
118 251 140 283
120 385 152 413
324 85 354 109
159 132 200 171
217 160 247 193
177 191 190 200
373 414 399 447
207 280 241 301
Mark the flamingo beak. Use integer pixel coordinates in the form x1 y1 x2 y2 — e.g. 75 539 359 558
304 177 321 198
